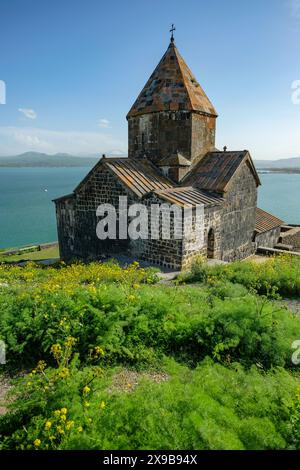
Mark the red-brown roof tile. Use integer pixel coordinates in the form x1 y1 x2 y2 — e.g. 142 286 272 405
255 208 284 234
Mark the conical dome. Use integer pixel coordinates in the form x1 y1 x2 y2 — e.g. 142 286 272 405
127 41 217 119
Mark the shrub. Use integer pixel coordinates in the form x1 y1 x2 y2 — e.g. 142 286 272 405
179 255 300 297
1 280 300 371
0 357 298 450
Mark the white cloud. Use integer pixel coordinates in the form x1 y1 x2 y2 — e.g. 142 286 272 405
0 126 126 156
98 118 110 128
18 108 37 119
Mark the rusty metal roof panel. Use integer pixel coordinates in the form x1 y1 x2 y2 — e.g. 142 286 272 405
184 151 261 193
153 186 223 208
255 208 284 234
105 158 174 197
127 42 217 119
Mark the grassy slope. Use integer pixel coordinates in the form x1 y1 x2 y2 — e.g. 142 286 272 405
0 245 59 262
0 257 300 450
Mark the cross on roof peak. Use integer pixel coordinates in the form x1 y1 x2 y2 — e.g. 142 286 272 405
170 24 176 43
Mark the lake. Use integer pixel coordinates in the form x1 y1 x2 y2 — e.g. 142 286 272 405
0 168 299 249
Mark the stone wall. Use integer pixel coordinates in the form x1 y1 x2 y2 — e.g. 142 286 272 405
255 227 281 248
56 164 139 262
219 162 257 261
128 111 216 165
134 193 222 270
191 114 216 165
280 227 300 249
133 194 184 270
55 195 75 261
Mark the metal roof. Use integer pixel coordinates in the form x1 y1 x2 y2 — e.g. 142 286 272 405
255 208 284 234
184 151 261 193
127 41 217 119
152 186 223 208
104 158 173 197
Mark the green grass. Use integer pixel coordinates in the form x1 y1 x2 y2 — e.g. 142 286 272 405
0 245 59 262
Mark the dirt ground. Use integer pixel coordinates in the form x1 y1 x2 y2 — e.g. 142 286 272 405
108 369 169 394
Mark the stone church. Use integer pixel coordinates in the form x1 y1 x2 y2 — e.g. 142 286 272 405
54 35 283 270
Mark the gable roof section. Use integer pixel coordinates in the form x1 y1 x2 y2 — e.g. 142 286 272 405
150 186 223 208
127 41 217 119
255 208 284 234
75 157 174 198
105 158 174 197
184 150 261 193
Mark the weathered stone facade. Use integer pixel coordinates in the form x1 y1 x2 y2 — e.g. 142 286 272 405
54 38 281 270
128 111 216 165
280 227 300 249
255 227 281 248
220 163 257 261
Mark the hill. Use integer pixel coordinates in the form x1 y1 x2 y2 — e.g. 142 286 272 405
255 157 300 169
0 152 102 167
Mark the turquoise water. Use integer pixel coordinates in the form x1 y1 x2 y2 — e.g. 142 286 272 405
257 173 300 225
0 168 87 249
0 168 299 249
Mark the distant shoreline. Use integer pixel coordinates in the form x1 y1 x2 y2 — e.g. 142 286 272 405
0 164 300 173
257 168 300 174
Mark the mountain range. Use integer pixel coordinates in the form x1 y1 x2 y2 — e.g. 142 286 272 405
0 152 299 169
0 152 125 167
255 157 300 169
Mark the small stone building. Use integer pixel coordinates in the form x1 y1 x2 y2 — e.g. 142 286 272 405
254 208 283 248
54 37 283 270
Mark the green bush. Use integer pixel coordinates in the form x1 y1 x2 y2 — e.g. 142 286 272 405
0 357 298 450
0 258 300 451
1 280 300 371
179 255 300 297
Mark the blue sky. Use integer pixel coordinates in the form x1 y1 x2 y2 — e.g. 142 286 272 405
0 0 299 159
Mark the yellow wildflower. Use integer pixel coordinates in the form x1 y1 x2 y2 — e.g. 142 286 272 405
94 346 105 356
56 426 64 435
33 439 41 447
77 426 83 433
60 407 67 415
54 409 61 416
65 336 76 347
100 401 106 409
45 421 52 430
66 420 74 431
59 367 69 379
83 385 91 395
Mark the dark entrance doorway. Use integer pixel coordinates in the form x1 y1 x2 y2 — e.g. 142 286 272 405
207 228 215 259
